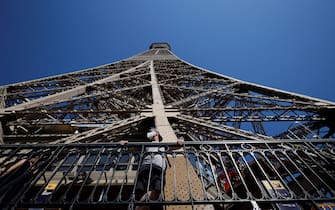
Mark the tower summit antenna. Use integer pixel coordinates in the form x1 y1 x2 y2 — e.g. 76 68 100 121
149 42 171 50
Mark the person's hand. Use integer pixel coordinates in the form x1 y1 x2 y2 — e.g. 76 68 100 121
177 139 184 146
119 140 128 145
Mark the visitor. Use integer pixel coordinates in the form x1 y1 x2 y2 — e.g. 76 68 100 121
0 155 40 206
121 128 184 210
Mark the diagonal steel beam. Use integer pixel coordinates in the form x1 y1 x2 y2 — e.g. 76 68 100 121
2 61 150 113
51 115 148 144
175 114 273 141
0 121 3 144
167 82 240 107
150 60 178 142
173 54 335 107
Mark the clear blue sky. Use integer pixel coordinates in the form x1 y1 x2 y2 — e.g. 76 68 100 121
1 0 334 101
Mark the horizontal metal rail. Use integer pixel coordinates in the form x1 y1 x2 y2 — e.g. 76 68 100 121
0 139 334 209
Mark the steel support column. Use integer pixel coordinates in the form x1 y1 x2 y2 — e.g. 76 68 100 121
0 121 3 144
150 60 178 141
150 60 213 210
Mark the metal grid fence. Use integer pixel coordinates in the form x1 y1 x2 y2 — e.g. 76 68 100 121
0 139 334 210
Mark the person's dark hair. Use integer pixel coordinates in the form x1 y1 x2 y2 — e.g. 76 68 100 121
158 134 163 142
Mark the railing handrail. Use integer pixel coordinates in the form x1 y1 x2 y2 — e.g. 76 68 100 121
1 138 335 148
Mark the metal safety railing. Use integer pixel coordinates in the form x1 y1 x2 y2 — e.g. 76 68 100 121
0 139 335 210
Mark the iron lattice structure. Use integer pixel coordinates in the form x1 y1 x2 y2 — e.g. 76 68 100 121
0 43 335 210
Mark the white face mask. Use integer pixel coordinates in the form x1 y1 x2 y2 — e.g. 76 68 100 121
146 131 156 140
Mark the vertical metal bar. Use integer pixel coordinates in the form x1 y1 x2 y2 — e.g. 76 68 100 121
103 146 124 202
159 148 166 202
63 149 91 203
129 144 144 209
117 149 134 202
74 146 103 203
183 149 195 205
193 150 208 200
257 151 295 199
52 148 85 203
228 150 252 199
282 150 323 197
172 152 178 201
238 151 267 199
207 151 223 200
250 151 283 199
271 150 309 198
305 142 335 168
28 145 67 202
145 152 154 203
88 149 113 203
252 152 292 198
291 149 335 195
217 151 237 200
183 149 197 209
298 149 335 188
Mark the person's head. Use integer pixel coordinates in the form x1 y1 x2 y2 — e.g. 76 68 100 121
146 128 162 142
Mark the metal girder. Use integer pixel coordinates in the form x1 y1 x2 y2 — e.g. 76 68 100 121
179 106 327 112
2 61 150 113
1 60 145 109
174 114 273 141
0 121 3 144
51 115 149 144
166 82 240 107
0 87 7 109
241 83 335 106
149 60 178 142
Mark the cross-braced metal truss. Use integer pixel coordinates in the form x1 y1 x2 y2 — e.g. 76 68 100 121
0 43 335 209
1 44 334 144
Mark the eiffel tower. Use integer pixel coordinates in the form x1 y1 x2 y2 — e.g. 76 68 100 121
0 43 335 210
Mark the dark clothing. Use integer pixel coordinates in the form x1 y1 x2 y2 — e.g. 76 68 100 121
135 164 165 200
0 160 33 207
0 160 31 184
